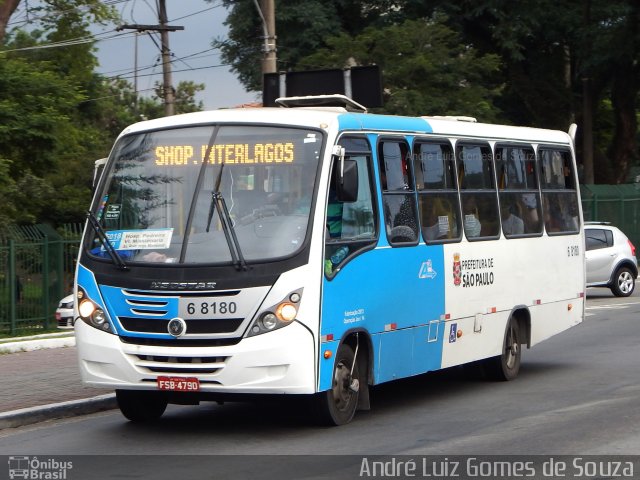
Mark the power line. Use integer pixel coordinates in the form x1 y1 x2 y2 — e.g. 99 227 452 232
170 4 223 23
107 61 232 83
6 0 132 28
0 30 137 53
99 48 220 79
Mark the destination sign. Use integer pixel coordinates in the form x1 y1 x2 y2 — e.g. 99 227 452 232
155 142 295 166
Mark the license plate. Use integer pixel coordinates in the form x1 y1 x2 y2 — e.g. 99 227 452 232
157 376 200 392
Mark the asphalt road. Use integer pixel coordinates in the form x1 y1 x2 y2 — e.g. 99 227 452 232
1 289 639 479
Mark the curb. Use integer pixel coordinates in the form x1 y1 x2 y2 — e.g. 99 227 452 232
0 335 75 354
0 394 117 430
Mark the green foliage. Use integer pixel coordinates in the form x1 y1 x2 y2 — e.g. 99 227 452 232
151 81 206 115
0 1 206 227
299 16 503 120
214 0 411 92
0 54 84 223
218 0 638 183
0 158 18 229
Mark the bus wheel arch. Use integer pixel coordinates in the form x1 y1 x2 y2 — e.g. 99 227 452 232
314 330 372 425
341 330 372 412
484 308 529 381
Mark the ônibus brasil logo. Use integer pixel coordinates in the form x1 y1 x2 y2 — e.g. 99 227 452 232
8 456 72 479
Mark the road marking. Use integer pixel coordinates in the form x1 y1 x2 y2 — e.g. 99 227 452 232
585 301 640 311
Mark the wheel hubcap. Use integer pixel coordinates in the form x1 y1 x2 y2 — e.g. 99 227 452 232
332 361 353 410
505 327 519 369
619 272 633 294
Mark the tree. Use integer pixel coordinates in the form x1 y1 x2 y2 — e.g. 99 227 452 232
0 0 20 42
218 0 639 183
0 1 207 225
213 0 413 92
0 1 119 224
452 0 640 183
299 15 503 120
152 80 205 115
0 0 116 44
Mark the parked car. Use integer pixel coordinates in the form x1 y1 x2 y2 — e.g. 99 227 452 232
585 222 638 297
55 294 74 329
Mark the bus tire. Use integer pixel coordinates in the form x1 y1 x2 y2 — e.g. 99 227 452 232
484 319 521 381
611 267 635 297
313 344 360 426
116 389 167 422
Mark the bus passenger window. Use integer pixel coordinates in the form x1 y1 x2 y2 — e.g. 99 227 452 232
457 143 499 240
379 140 419 245
414 141 461 243
539 148 579 235
495 144 542 237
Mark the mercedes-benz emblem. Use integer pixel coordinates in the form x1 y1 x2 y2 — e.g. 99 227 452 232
168 317 187 337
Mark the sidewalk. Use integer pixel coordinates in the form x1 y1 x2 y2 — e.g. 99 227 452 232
0 333 115 429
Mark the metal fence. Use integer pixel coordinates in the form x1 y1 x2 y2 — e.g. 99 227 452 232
0 223 83 335
581 184 640 255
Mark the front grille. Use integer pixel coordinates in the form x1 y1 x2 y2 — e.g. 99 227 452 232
119 317 244 334
57 318 73 328
120 336 241 347
131 354 228 375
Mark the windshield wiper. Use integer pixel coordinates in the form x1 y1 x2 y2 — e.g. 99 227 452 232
86 210 128 270
206 163 248 271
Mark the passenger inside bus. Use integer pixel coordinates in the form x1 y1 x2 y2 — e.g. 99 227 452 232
422 197 457 240
500 202 525 236
462 196 482 238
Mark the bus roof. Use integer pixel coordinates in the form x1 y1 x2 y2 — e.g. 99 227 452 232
119 106 572 146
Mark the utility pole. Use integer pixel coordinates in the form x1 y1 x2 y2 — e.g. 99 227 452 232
116 0 184 116
254 0 277 75
158 0 176 116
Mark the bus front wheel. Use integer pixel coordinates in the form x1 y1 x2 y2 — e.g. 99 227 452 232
116 389 167 422
314 344 360 426
484 319 521 381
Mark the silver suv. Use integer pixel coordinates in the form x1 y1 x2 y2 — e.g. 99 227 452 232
585 222 638 297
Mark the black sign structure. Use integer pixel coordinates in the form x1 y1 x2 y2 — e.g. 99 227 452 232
263 66 383 108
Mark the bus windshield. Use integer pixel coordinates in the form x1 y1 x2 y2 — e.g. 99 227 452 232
88 124 323 265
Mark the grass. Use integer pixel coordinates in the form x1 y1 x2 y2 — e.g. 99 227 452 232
0 326 63 340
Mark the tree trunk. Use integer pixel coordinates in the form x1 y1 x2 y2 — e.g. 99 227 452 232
610 1 639 185
0 0 22 43
610 64 639 184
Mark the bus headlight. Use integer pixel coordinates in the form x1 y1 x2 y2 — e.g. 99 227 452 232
277 303 297 322
77 288 114 334
246 289 303 337
78 299 96 319
260 313 278 330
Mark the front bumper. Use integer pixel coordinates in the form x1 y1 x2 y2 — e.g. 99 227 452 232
75 320 318 394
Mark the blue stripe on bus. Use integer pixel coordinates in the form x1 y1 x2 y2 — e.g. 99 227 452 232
319 244 446 391
77 264 106 312
77 265 179 338
338 113 433 133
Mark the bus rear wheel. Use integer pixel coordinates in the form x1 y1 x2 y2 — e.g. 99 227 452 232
116 389 168 422
484 319 521 381
313 344 360 426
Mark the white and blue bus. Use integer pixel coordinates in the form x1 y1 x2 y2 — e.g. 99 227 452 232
75 95 584 425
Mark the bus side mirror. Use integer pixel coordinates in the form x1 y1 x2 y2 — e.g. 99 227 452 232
337 159 358 202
